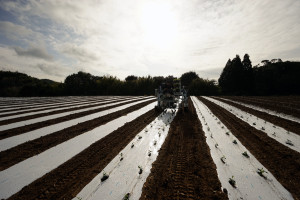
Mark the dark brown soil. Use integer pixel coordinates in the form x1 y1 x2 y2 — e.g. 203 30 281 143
140 99 228 200
199 97 300 200
213 97 300 136
0 97 153 140
8 106 160 200
222 96 300 119
0 99 155 171
0 97 144 125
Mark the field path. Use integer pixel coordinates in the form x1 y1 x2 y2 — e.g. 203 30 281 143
140 98 227 200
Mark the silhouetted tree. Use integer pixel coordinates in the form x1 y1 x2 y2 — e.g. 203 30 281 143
125 75 138 82
180 71 199 89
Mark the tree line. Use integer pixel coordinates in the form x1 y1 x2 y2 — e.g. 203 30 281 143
218 54 300 95
0 70 218 97
1 55 299 97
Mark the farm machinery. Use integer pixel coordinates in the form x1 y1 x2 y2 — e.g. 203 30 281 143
155 78 188 111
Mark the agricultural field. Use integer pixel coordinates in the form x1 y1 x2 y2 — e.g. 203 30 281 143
0 96 299 200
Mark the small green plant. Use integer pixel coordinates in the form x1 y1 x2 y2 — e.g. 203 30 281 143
272 132 276 137
286 139 294 146
215 143 218 148
253 122 256 125
158 132 161 137
138 135 142 139
148 150 152 157
220 156 226 164
131 143 134 148
120 153 123 161
154 140 157 146
221 126 224 129
207 127 210 131
228 176 236 188
233 140 237 144
261 127 265 131
138 166 143 174
257 168 268 178
226 132 230 136
101 172 109 182
123 193 130 200
210 134 213 138
242 151 249 158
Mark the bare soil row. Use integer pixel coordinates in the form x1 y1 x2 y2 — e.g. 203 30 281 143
0 99 155 171
0 98 151 140
222 96 300 119
199 97 300 200
8 105 160 200
140 99 228 200
213 97 300 135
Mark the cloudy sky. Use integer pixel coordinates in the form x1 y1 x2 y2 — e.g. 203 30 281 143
0 0 299 82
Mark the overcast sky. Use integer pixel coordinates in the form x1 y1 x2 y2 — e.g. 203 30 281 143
0 0 299 82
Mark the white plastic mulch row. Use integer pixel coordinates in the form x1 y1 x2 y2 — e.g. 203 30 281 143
0 102 157 199
191 97 293 200
73 105 179 200
218 97 300 123
0 97 155 152
0 96 109 110
0 96 130 111
0 96 127 120
205 97 300 153
0 96 121 116
0 96 150 132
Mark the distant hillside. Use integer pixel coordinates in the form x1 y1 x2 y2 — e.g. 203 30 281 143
0 71 63 97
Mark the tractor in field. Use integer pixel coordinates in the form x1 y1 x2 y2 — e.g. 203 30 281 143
155 78 188 111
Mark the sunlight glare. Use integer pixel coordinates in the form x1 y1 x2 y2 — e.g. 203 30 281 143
140 2 179 50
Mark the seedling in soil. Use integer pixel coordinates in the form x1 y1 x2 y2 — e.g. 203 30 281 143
138 166 143 174
148 150 152 157
101 172 109 182
207 127 210 131
253 122 256 126
286 139 294 146
273 125 276 128
210 134 213 138
261 127 265 131
272 132 276 137
153 140 157 146
158 132 161 137
123 193 130 200
228 176 236 188
242 151 250 158
138 135 142 139
221 126 224 129
257 168 268 178
233 140 237 144
131 143 134 148
215 143 218 148
220 156 226 164
226 132 230 136
217 121 221 124
120 153 123 161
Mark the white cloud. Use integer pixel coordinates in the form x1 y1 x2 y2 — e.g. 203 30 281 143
0 0 300 81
